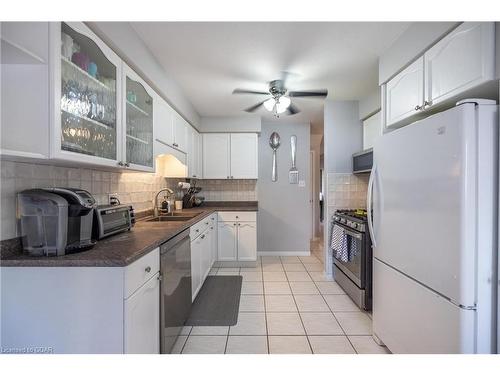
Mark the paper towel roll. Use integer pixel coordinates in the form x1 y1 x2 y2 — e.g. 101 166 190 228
178 182 191 189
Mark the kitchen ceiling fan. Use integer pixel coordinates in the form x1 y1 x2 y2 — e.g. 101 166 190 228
232 77 328 118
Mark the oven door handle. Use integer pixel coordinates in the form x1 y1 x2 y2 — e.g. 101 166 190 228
343 228 362 241
367 163 377 248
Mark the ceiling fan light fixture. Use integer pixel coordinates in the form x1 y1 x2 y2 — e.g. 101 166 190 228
276 96 291 114
263 98 276 111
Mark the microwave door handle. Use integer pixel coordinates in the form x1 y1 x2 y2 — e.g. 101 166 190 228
367 163 377 247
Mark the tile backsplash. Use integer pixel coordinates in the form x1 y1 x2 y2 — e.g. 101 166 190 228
0 160 258 241
164 178 258 202
327 172 368 213
0 160 167 240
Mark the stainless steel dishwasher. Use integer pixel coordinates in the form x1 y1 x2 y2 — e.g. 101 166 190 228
160 229 192 354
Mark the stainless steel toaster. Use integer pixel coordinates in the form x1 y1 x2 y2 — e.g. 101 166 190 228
93 204 134 240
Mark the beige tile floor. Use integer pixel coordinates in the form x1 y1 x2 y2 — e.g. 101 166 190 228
174 241 390 354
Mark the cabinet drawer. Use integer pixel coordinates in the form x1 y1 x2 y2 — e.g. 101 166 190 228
124 248 160 298
218 211 256 222
190 216 211 240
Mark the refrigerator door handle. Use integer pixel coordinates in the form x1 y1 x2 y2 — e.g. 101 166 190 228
367 163 377 248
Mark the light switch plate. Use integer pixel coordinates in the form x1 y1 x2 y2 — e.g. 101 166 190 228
298 180 306 187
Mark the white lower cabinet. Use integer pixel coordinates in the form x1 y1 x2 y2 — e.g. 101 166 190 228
191 232 203 300
0 248 160 354
190 222 214 301
209 214 218 266
217 212 257 262
124 273 160 354
218 221 238 261
236 222 258 261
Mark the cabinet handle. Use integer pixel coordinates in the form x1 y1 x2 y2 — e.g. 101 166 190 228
205 222 209 225
231 176 234 179
124 162 130 167
227 176 230 179
118 161 124 166
236 216 239 219
233 223 237 226
145 266 151 273
423 100 432 108
196 229 199 233
193 175 197 178
414 105 422 111
201 234 205 239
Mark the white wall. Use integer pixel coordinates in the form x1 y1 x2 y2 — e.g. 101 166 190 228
379 22 459 84
87 22 200 129
325 101 363 174
359 87 381 120
200 116 261 133
323 100 363 276
257 121 311 255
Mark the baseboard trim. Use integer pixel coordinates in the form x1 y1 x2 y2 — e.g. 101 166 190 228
258 251 311 257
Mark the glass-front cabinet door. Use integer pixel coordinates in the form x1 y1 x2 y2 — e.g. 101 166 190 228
123 64 154 171
53 22 122 167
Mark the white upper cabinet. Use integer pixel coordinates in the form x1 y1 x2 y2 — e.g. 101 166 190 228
1 23 50 159
52 22 124 167
154 94 174 147
203 133 231 179
424 22 495 107
384 57 424 128
363 111 382 150
172 112 188 152
122 63 155 171
230 133 258 179
203 133 258 179
382 22 496 129
187 126 201 179
197 131 203 178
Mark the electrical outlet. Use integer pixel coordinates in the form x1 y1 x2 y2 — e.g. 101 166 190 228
108 194 119 205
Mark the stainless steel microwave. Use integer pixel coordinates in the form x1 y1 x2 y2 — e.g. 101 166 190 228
352 148 373 174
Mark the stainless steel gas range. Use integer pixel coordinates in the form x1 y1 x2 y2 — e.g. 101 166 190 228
330 209 372 310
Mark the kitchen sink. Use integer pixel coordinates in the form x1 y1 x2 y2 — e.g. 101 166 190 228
145 212 201 222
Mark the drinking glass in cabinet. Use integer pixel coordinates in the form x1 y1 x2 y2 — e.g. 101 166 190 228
125 77 153 168
60 22 117 160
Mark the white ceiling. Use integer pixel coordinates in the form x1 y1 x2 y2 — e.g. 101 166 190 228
131 22 409 133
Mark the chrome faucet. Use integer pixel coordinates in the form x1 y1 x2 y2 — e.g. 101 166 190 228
154 188 174 217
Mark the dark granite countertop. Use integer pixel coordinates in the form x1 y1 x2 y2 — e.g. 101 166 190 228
0 202 258 267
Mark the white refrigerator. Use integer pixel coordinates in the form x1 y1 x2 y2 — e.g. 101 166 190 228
369 99 498 354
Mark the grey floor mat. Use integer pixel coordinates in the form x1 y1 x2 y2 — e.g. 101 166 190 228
185 275 242 326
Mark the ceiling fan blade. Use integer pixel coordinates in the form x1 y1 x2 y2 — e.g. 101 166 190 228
288 89 328 98
244 100 267 113
233 88 269 95
286 103 300 115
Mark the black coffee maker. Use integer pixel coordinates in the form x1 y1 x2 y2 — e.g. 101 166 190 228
18 187 97 256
